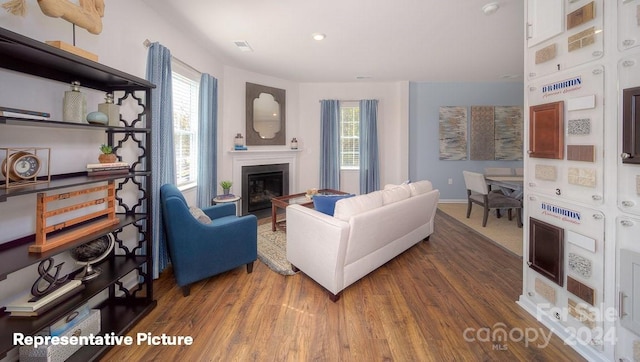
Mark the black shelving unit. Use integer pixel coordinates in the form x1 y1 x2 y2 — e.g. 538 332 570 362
0 27 156 360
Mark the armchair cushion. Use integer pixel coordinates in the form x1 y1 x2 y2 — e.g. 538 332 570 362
189 207 212 224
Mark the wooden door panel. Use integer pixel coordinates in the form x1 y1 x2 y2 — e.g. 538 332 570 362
529 101 564 159
622 86 640 164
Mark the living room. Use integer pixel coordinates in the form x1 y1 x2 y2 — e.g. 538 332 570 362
1 0 635 361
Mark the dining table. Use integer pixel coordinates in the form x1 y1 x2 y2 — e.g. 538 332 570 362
485 175 524 200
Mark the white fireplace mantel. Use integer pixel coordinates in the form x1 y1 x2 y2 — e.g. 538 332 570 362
230 149 300 199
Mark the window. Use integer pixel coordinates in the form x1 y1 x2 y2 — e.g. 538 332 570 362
172 61 200 187
340 103 359 169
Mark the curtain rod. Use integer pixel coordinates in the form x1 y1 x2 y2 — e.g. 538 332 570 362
143 38 202 75
318 99 361 103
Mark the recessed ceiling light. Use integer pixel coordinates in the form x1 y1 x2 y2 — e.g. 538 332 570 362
482 2 500 15
312 33 326 41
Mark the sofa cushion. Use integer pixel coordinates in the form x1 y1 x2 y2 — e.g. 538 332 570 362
189 206 212 224
409 180 433 196
382 185 411 204
313 194 355 216
334 191 383 221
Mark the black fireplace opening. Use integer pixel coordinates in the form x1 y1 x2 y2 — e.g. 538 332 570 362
242 163 289 215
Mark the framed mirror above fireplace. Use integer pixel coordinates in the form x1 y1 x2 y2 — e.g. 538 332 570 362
246 82 286 146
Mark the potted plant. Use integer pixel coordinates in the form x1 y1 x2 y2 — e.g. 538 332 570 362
98 144 117 163
220 180 233 195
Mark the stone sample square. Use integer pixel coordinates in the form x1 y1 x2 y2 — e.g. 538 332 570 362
568 252 592 278
535 44 557 64
636 175 640 195
568 118 591 135
568 167 596 187
568 26 596 52
535 164 557 181
535 278 556 304
568 298 596 329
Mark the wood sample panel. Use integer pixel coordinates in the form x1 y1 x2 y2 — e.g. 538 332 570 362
529 218 564 286
567 145 596 162
623 86 640 164
529 101 564 159
567 276 595 305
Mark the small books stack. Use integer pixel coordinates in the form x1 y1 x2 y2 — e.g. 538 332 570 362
87 162 130 176
5 279 84 317
234 145 247 151
0 106 50 120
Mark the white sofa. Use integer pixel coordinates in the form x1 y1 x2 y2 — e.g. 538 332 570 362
286 180 440 301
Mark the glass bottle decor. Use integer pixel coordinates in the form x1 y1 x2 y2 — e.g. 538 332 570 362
63 81 86 123
234 133 246 150
290 137 298 149
98 93 121 127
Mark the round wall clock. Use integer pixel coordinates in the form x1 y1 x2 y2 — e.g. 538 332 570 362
1 151 42 181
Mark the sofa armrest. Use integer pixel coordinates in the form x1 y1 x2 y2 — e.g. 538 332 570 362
286 205 350 295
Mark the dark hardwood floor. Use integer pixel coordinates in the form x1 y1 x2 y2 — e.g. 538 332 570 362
101 210 585 361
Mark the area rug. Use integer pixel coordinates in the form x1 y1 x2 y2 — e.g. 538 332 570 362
257 223 295 275
437 202 523 257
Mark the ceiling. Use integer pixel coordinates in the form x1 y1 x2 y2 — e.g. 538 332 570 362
144 0 524 83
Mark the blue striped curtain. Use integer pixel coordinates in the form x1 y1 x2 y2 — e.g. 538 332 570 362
319 100 340 189
197 74 218 208
146 42 175 279
359 99 380 193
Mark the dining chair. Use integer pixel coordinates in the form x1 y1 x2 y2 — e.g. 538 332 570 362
462 171 522 227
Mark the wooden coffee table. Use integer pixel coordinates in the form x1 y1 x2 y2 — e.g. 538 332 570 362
271 189 347 231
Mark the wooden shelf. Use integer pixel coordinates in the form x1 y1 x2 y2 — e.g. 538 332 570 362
0 255 151 355
0 27 154 92
0 172 150 202
0 214 146 280
0 116 151 133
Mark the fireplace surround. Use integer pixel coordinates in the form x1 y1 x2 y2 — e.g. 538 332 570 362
241 163 289 214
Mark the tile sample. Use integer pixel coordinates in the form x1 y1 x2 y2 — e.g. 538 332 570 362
567 230 596 252
636 175 640 195
568 118 591 135
535 164 557 181
568 26 596 52
535 43 557 64
568 298 596 329
568 252 592 278
567 276 595 305
535 278 557 304
567 145 596 162
568 167 597 187
567 2 595 30
567 94 596 111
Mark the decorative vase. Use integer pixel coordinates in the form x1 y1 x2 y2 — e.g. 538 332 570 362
98 93 120 127
63 81 86 123
223 188 230 195
290 137 298 149
86 111 108 125
234 133 245 150
98 154 117 163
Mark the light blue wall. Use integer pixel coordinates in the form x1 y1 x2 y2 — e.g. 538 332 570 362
409 82 524 201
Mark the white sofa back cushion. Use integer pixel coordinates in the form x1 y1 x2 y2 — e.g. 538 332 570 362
409 180 433 196
381 185 411 204
334 191 383 221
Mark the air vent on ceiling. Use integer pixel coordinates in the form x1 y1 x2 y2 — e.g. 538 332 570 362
233 41 253 52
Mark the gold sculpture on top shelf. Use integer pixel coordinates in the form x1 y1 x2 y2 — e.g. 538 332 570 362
2 0 105 35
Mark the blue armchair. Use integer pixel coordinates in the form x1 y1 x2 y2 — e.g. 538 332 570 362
159 184 257 296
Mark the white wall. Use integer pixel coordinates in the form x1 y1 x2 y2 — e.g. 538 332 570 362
297 81 410 194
